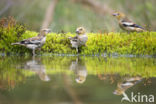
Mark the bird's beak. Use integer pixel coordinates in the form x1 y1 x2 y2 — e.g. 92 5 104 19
112 13 118 16
48 30 51 33
46 30 51 34
76 30 79 34
113 91 117 95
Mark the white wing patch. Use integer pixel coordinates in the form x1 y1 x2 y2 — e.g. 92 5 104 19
122 22 134 26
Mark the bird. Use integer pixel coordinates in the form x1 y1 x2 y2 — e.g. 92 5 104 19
11 28 51 56
68 27 88 53
112 12 145 32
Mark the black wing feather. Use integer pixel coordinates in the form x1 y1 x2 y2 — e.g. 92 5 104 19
122 22 144 29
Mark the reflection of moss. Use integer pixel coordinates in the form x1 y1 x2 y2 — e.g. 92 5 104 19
43 56 156 77
0 56 35 90
0 56 156 89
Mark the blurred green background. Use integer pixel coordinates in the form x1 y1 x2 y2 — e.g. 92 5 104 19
0 0 156 32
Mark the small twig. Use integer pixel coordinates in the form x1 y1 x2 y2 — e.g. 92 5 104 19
41 0 58 29
72 0 114 15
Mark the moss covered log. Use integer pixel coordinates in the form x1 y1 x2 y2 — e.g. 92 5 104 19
0 30 156 55
43 32 156 55
0 17 156 55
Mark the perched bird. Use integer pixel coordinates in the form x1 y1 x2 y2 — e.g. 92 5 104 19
113 12 145 32
68 27 88 52
11 29 51 56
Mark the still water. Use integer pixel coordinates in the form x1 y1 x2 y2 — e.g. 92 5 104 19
0 56 156 104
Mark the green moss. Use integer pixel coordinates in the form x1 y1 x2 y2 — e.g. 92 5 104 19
43 32 156 55
0 17 29 54
1 30 156 55
0 18 156 55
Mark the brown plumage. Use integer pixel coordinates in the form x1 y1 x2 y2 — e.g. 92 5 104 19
11 29 51 56
113 12 145 32
114 76 142 95
68 27 88 52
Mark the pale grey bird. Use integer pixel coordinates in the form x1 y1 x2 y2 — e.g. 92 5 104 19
68 27 88 53
11 29 51 56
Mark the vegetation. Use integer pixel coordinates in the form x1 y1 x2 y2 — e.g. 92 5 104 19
42 31 156 55
0 0 155 103
0 17 155 55
0 17 28 54
1 30 156 55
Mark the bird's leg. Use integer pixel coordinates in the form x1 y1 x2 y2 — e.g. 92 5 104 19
32 54 35 60
127 31 130 34
76 47 79 53
38 48 41 54
32 49 36 56
38 48 41 51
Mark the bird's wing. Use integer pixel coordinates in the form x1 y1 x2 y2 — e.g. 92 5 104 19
19 36 41 45
69 36 78 42
121 21 144 29
29 37 42 44
78 35 88 44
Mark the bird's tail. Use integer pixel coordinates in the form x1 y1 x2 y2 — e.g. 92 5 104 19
143 29 148 32
11 42 21 45
68 37 72 40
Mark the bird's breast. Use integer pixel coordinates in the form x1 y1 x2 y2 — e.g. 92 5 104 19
78 35 88 45
26 44 38 49
40 37 46 45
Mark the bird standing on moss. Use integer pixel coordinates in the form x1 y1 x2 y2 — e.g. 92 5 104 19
11 29 51 56
68 27 88 53
113 12 145 32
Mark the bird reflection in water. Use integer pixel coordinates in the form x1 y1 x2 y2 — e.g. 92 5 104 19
113 76 142 95
22 57 50 82
113 76 142 102
70 57 87 84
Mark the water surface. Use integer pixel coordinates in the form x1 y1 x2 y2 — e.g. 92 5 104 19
0 56 156 104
